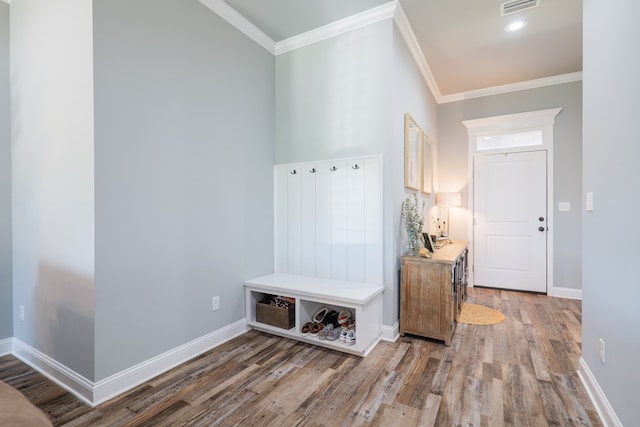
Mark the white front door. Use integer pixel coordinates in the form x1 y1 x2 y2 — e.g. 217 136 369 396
473 151 547 293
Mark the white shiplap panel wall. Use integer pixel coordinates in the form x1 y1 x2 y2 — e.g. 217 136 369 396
286 165 301 275
274 155 383 285
274 166 288 273
300 164 317 276
363 157 383 284
347 160 366 283
315 163 332 279
330 160 348 281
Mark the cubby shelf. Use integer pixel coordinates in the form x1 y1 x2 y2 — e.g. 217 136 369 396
244 273 384 357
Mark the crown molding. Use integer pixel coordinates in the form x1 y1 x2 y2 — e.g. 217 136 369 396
197 0 580 104
393 2 442 102
275 1 397 55
440 71 583 104
198 0 275 54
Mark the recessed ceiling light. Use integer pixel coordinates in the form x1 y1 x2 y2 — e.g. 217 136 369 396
505 20 527 32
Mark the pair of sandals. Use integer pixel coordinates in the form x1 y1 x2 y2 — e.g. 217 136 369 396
302 308 355 344
301 307 342 336
300 308 330 336
300 321 323 336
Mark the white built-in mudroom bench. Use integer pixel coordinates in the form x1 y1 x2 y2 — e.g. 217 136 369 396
245 274 383 356
244 155 384 357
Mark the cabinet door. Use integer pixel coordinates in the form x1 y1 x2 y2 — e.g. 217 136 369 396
401 261 449 338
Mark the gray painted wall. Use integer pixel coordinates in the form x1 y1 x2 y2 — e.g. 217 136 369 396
275 20 393 163
438 82 583 290
276 20 395 324
583 1 639 423
93 0 275 380
11 0 95 380
391 23 439 324
0 3 11 341
276 19 436 327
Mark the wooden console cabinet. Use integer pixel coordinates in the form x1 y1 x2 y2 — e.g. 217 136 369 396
400 241 468 345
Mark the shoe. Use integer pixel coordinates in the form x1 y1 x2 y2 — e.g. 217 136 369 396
345 329 356 346
337 310 352 326
324 310 339 327
326 327 340 341
300 322 314 336
313 308 329 323
310 322 324 336
318 324 333 340
339 327 349 342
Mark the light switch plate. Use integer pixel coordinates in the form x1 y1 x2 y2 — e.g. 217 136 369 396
559 202 570 211
586 192 594 212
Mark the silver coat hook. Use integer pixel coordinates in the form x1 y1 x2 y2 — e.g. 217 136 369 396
330 166 337 171
290 169 297 175
309 168 316 173
352 164 359 170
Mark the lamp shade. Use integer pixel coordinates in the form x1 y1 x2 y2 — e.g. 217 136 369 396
436 192 461 207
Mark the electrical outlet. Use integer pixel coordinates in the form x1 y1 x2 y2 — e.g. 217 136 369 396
212 296 220 312
19 305 24 322
599 338 605 364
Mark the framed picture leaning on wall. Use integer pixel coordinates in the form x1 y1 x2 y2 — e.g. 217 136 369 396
422 132 433 194
404 113 423 191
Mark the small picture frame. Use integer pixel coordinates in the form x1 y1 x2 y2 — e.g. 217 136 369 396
422 232 435 253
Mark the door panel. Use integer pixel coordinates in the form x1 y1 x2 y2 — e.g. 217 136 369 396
474 151 547 292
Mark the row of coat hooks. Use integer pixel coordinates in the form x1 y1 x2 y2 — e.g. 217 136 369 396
290 164 360 175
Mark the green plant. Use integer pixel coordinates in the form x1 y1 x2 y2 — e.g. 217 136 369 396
401 193 425 255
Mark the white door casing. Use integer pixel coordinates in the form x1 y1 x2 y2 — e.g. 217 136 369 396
474 151 547 292
463 108 561 295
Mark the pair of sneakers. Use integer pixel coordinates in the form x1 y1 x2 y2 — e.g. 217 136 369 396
339 325 356 346
318 324 340 341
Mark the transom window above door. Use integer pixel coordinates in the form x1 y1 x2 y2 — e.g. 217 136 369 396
476 130 543 151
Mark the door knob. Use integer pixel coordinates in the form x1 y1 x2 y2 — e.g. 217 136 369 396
538 217 544 222
538 226 545 232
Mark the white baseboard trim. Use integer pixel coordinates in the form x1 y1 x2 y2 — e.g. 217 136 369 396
0 337 13 356
11 319 249 406
551 286 582 300
13 339 95 405
380 322 399 342
577 357 623 427
93 318 248 405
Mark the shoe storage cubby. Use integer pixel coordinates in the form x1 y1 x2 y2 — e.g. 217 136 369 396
245 273 384 357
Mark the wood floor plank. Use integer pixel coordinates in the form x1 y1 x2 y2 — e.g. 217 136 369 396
372 402 421 426
0 288 603 427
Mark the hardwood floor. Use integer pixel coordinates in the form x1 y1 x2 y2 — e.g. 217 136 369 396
0 287 601 426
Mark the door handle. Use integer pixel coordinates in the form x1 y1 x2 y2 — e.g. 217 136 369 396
538 226 545 232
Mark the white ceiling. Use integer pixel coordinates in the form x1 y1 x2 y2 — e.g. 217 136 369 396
221 0 582 97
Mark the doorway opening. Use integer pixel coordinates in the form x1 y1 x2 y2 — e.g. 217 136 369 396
463 108 562 294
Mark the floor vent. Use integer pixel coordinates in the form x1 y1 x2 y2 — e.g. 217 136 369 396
500 0 539 16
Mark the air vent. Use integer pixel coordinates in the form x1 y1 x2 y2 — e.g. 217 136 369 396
500 0 539 16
